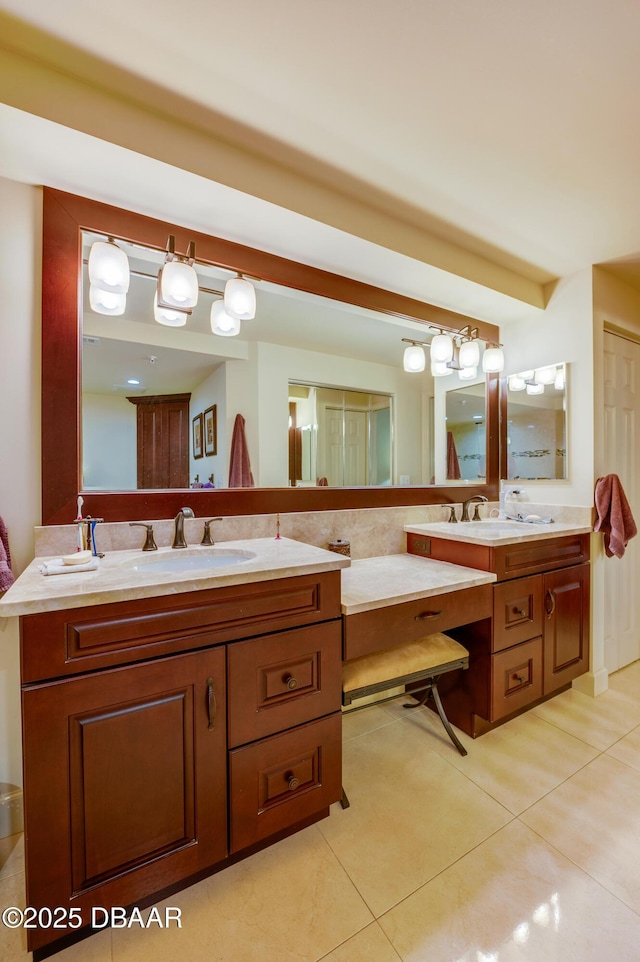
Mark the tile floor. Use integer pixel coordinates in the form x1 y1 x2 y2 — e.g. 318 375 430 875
3 661 640 960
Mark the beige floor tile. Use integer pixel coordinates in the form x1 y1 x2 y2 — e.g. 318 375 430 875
404 709 599 815
608 723 640 772
319 922 401 961
318 718 512 917
342 703 400 742
379 820 640 962
521 753 640 913
531 685 640 750
0 834 24 881
112 825 372 962
0 870 112 962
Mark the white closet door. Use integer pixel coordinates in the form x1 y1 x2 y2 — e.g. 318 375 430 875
602 332 640 671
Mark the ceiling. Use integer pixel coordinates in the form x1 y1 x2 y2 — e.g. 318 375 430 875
1 0 639 307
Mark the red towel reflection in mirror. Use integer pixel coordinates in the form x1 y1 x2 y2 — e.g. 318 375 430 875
447 431 461 480
228 414 255 488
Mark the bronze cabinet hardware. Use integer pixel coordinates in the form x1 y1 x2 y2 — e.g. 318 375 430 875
128 522 158 551
206 676 217 730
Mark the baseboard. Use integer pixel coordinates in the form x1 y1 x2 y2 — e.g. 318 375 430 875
572 668 608 698
0 783 24 838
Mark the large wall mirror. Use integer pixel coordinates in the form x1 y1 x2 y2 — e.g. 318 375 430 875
42 188 500 523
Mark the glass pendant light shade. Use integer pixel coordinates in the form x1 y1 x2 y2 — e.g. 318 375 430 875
459 339 480 369
211 299 241 336
536 365 557 385
482 346 504 373
153 292 188 327
431 359 453 377
403 344 426 372
458 365 477 380
224 276 256 320
508 374 526 391
554 368 566 390
159 261 199 309
89 284 126 315
526 381 544 395
88 240 130 294
431 333 454 363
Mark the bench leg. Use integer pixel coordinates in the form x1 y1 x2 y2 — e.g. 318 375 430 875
404 680 468 757
430 683 468 757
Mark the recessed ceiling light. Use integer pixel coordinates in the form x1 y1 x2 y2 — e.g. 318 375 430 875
127 378 141 385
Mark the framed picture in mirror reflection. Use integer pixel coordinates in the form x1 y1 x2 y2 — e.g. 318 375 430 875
193 413 203 459
204 405 217 456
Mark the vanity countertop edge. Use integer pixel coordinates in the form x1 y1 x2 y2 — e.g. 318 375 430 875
0 537 350 618
404 520 593 546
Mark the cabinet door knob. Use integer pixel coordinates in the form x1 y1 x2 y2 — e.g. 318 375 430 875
513 674 525 684
515 608 526 617
206 676 217 730
288 775 300 791
284 675 298 690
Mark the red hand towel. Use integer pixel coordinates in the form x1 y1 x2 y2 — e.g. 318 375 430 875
594 474 638 558
0 516 15 591
228 414 255 488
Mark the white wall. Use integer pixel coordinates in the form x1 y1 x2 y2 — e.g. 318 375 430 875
189 364 227 487
0 178 42 826
82 393 136 488
501 269 595 506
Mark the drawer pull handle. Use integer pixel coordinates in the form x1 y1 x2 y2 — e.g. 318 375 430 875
545 590 556 617
414 611 442 622
515 608 526 617
284 675 299 691
288 775 300 791
206 676 217 730
513 674 525 684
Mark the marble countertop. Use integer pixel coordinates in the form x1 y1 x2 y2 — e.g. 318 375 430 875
0 537 350 617
341 554 496 615
404 519 592 546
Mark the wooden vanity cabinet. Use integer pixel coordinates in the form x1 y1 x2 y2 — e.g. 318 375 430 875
20 571 343 955
407 532 590 735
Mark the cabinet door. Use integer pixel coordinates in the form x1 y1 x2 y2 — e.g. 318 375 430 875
22 648 226 953
543 563 590 694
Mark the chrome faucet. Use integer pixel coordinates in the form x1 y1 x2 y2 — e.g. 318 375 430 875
172 507 195 548
461 495 488 522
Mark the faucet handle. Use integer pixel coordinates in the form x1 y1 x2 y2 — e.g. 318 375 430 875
129 522 158 551
472 503 483 521
201 518 223 546
441 504 458 523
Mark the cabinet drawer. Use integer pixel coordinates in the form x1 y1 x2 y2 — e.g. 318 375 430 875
343 584 493 661
493 575 543 652
21 571 341 682
229 713 342 853
491 636 543 720
227 621 342 748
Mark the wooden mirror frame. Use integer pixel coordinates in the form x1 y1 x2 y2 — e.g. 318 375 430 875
41 187 500 524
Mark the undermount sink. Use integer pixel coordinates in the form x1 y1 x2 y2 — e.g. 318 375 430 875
460 521 532 534
125 547 256 574
422 520 542 538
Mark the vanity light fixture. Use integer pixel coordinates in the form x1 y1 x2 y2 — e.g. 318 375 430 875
508 374 526 391
224 274 256 321
482 344 505 373
211 298 241 336
88 238 130 316
431 359 454 377
554 367 566 390
430 331 454 363
459 336 480 369
157 235 199 314
458 365 478 380
403 341 426 372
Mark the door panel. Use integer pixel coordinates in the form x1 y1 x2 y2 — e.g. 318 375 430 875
543 564 590 693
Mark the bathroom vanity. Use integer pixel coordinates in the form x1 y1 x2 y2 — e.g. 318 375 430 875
405 521 591 735
2 539 348 956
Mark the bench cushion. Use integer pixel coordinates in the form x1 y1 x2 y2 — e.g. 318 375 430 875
343 632 469 694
